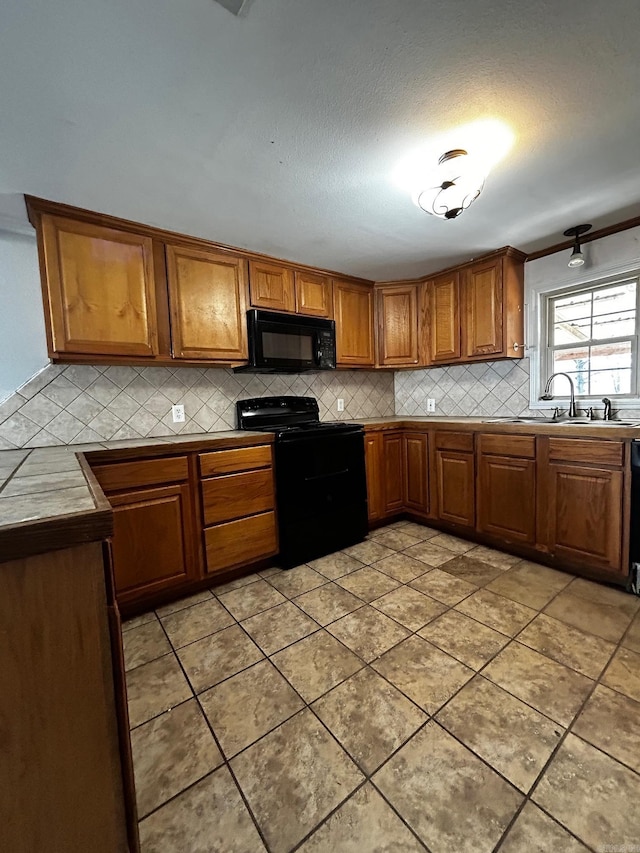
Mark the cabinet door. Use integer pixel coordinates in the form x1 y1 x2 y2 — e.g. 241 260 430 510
41 214 159 357
383 432 405 515
295 271 332 318
429 273 461 363
477 454 536 543
364 432 384 522
333 280 375 366
548 463 623 573
110 483 197 603
377 284 419 366
464 258 503 357
404 432 429 516
249 260 295 313
166 245 248 361
436 449 475 528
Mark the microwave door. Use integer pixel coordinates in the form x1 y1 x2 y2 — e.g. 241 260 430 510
261 322 314 369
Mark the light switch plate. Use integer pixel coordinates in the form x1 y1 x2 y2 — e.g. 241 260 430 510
427 398 436 412
337 398 344 412
172 404 186 423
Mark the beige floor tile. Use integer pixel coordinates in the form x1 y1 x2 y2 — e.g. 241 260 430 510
294 583 363 626
437 676 562 792
307 551 365 580
138 766 266 853
441 555 504 586
268 565 327 598
177 624 263 693
428 532 476 554
373 721 522 853
155 589 213 618
217 578 286 620
371 635 473 714
573 684 640 773
455 589 537 636
370 552 431 583
517 613 616 678
399 522 440 540
499 802 590 853
403 540 458 567
371 585 446 631
122 620 172 671
126 654 192 728
465 544 522 570
241 600 318 654
418 610 509 670
231 709 363 853
483 642 593 726
327 606 410 662
130 698 223 817
533 734 640 850
211 572 262 596
486 561 573 609
258 566 281 578
122 611 157 632
336 566 400 602
312 668 426 773
271 630 364 702
160 597 234 649
371 529 422 551
342 540 397 565
200 660 304 758
297 783 425 852
602 646 640 702
410 567 477 605
624 613 640 653
544 579 639 643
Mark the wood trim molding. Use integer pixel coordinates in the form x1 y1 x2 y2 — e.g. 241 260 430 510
525 213 640 262
374 246 527 287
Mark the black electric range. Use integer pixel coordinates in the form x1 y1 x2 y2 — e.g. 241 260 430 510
237 396 368 567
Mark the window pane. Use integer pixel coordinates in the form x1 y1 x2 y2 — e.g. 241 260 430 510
553 291 592 322
592 309 635 339
591 341 632 370
553 316 590 345
553 346 589 374
592 282 636 316
591 369 632 394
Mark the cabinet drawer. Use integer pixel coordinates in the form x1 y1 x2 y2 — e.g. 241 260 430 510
435 431 474 452
199 445 272 476
201 469 274 525
205 511 278 574
479 434 535 459
92 456 189 492
548 438 624 467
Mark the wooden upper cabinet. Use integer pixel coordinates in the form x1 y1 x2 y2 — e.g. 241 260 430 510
333 279 375 366
40 214 159 357
166 244 248 362
463 257 503 358
376 284 420 367
428 272 461 363
295 271 332 318
248 260 295 313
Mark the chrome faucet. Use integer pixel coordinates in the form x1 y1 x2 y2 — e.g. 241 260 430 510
540 372 578 417
602 397 612 421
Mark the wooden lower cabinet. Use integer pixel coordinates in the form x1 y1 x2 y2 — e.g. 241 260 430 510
477 454 536 544
404 432 429 516
205 512 277 574
383 432 405 515
434 432 475 529
364 432 384 522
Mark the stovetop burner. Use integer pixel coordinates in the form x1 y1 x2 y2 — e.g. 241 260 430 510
236 396 361 438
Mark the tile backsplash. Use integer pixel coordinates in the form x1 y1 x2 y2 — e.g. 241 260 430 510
0 365 394 449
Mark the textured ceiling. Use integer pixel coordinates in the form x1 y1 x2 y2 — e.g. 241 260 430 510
1 0 639 280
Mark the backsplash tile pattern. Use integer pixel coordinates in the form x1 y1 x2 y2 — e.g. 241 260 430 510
0 365 394 449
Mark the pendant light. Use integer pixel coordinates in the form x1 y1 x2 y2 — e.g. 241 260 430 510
564 224 592 268
413 149 485 220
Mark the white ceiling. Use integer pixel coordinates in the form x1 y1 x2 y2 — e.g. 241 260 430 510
1 0 639 280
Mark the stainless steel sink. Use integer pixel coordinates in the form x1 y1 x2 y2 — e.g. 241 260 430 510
482 417 640 427
481 417 554 424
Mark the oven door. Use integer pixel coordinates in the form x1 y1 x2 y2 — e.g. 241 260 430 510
239 309 335 373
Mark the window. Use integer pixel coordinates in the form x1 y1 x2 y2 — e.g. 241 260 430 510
545 277 639 398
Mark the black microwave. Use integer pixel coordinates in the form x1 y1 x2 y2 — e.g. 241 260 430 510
234 309 337 374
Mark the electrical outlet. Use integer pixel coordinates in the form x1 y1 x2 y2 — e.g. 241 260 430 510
337 398 344 412
427 398 436 412
172 404 185 423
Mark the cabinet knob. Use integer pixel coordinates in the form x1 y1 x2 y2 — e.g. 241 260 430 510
512 342 526 352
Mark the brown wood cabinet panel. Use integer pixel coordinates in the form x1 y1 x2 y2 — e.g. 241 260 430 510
548 463 623 572
295 271 332 317
166 244 248 361
249 260 295 313
436 448 475 528
377 284 419 366
428 272 461 363
110 483 197 600
404 432 429 516
463 258 503 358
201 469 274 526
333 279 375 366
435 431 474 452
477 454 536 544
40 214 159 358
364 432 384 522
548 438 624 466
383 432 405 515
479 434 536 459
199 445 272 476
92 456 189 492
205 511 278 574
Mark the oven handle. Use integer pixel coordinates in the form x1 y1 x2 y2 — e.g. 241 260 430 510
304 468 349 482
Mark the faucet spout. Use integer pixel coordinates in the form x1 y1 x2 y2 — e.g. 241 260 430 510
541 372 578 417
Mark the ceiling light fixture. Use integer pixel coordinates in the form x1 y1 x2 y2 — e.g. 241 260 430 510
564 224 592 268
413 149 485 220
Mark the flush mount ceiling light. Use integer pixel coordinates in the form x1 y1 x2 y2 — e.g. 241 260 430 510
412 149 485 220
564 223 592 268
